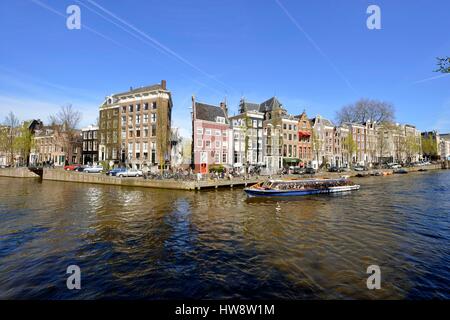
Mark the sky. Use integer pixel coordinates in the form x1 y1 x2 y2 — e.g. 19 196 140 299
0 0 449 137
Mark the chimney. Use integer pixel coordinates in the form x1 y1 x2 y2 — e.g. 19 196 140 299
161 80 167 90
220 101 228 117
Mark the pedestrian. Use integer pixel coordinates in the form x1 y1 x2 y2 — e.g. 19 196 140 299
142 163 149 179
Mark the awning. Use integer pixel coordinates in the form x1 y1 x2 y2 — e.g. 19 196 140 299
283 158 300 164
298 130 311 138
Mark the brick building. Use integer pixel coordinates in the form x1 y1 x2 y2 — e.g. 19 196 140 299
99 80 172 169
81 125 99 165
191 96 233 173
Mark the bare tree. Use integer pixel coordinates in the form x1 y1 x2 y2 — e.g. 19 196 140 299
1 112 20 165
49 104 82 164
336 99 395 125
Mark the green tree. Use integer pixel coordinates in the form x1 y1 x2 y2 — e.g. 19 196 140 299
436 56 450 73
311 129 321 165
376 122 395 166
421 135 438 159
1 112 20 165
14 121 35 166
343 133 358 166
404 135 420 164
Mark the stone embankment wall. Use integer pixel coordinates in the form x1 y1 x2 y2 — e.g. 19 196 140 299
1 164 443 191
0 167 40 178
42 169 197 190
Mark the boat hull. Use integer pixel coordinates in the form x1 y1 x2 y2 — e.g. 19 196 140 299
244 184 360 197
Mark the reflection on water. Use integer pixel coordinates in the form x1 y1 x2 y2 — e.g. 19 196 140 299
0 171 449 299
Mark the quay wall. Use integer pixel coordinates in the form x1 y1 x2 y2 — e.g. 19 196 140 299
1 164 443 191
0 167 40 178
42 169 197 190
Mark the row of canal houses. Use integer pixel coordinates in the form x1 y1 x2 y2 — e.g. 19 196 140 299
192 96 424 174
3 81 446 171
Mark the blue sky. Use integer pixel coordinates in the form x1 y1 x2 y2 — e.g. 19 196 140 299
1 0 449 137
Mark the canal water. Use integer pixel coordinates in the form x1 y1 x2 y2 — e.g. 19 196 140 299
0 171 449 299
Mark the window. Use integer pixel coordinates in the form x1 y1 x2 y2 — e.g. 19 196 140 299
222 153 227 163
144 103 149 110
136 114 140 125
215 130 221 136
197 139 202 147
205 140 211 147
197 128 203 135
215 152 220 163
151 113 156 122
129 130 133 138
129 105 133 112
136 104 140 112
144 129 148 137
143 114 148 123
121 130 126 139
128 143 133 152
136 130 140 138
215 141 221 148
122 106 126 113
136 143 140 152
122 116 126 125
205 129 211 135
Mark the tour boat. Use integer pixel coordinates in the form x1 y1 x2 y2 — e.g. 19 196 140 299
244 177 360 197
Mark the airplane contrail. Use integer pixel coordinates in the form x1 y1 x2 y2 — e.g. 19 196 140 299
274 0 357 94
85 0 236 94
30 0 130 51
413 73 450 84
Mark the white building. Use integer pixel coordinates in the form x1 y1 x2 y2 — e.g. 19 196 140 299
440 133 450 160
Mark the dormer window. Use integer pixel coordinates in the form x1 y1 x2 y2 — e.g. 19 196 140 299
216 116 225 124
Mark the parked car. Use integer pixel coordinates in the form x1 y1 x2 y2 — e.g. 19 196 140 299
353 165 366 171
75 166 87 172
107 168 127 176
387 163 402 169
116 169 143 178
304 167 316 174
64 164 81 171
328 166 341 172
83 165 104 173
289 166 304 174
